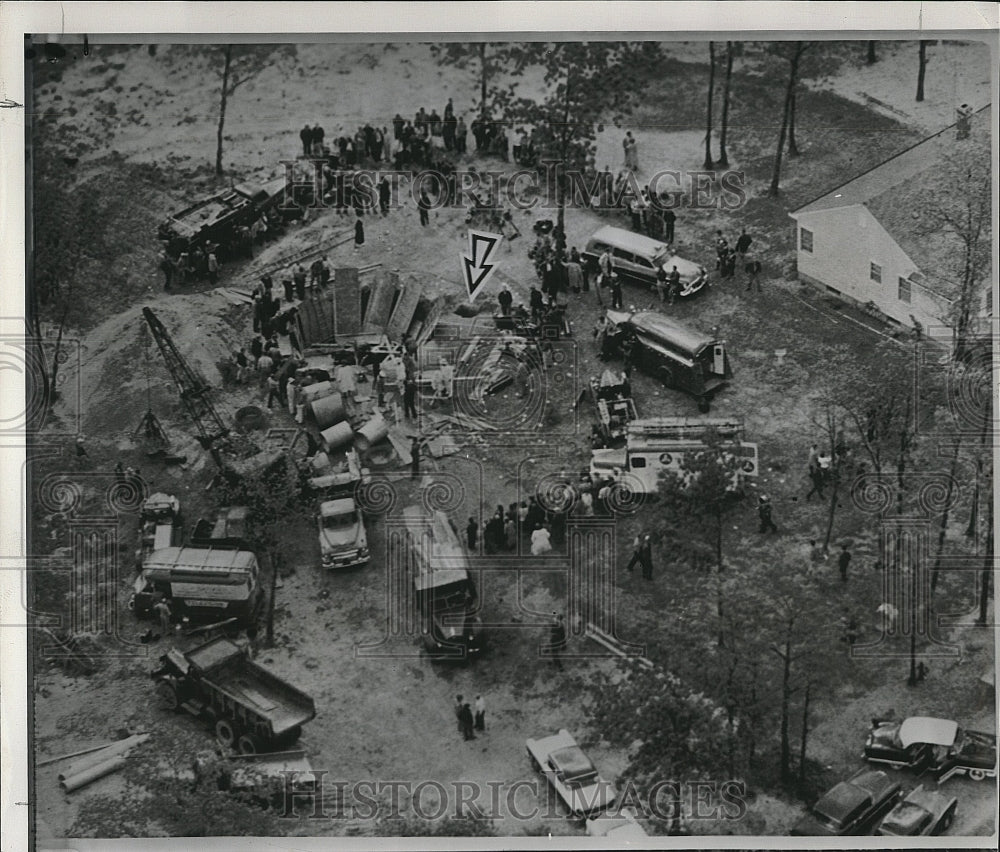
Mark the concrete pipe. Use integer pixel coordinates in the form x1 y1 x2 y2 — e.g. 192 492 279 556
58 734 148 781
321 421 354 452
311 392 346 430
300 381 335 405
354 414 390 452
60 755 127 793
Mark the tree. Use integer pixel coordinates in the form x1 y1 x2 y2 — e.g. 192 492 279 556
428 42 528 118
704 42 716 168
508 42 651 237
653 429 747 632
768 42 811 197
215 452 305 645
717 42 736 167
214 45 289 176
916 40 929 102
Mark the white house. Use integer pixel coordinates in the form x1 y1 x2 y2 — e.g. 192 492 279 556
789 104 991 342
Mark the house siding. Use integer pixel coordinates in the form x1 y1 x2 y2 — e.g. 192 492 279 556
790 205 952 336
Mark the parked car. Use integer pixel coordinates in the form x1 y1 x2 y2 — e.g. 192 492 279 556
876 785 958 836
317 497 369 569
525 729 617 818
791 769 902 836
582 226 708 297
586 807 648 839
864 716 998 782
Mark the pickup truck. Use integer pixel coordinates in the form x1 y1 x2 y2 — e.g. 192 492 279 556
317 496 370 569
152 636 316 754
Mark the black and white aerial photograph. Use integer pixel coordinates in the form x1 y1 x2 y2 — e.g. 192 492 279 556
2 3 998 848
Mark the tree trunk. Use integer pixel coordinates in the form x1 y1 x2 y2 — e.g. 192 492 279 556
916 40 928 102
717 42 733 166
216 45 233 176
704 42 715 168
47 304 70 409
769 45 801 196
931 439 962 592
556 70 573 240
867 41 877 64
798 681 811 785
977 495 993 626
779 640 792 782
787 87 799 157
265 547 279 646
822 407 839 553
479 42 488 115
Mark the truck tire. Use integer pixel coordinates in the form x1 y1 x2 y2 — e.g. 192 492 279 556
215 718 238 749
968 767 987 781
237 733 262 755
156 680 180 712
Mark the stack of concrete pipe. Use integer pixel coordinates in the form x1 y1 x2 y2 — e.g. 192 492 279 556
57 733 150 792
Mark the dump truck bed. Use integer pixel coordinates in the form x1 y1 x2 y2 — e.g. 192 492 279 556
186 638 316 735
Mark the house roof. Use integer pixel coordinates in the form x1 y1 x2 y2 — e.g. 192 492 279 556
791 105 991 296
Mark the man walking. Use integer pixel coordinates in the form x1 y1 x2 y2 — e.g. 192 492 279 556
639 534 654 580
663 208 676 243
667 265 681 305
454 694 464 732
838 543 852 583
735 229 752 259
805 464 825 501
758 494 778 533
300 123 313 157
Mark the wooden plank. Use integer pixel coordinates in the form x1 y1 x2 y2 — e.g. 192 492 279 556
415 297 449 348
333 268 362 338
361 274 398 333
385 277 422 341
296 289 336 348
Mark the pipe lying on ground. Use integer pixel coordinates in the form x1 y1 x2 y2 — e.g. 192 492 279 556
60 755 127 793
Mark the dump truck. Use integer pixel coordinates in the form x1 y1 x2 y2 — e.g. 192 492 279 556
152 636 316 754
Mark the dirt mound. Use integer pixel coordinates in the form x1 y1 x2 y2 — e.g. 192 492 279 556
55 291 248 437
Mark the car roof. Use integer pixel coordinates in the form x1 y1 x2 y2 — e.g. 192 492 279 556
899 717 959 748
550 745 596 777
320 497 357 517
629 311 715 355
881 801 931 834
589 226 669 257
816 782 870 820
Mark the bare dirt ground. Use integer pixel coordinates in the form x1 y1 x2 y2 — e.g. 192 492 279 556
30 39 994 839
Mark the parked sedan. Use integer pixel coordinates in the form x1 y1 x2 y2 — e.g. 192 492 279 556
791 769 902 836
586 807 648 839
864 716 997 782
877 785 958 836
526 729 617 818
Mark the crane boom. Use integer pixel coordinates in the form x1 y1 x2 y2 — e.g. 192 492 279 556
142 307 230 458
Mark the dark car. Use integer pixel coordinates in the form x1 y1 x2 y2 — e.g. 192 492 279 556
864 716 998 783
876 785 958 836
791 769 902 836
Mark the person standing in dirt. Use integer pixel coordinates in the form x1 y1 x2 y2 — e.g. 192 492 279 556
378 177 391 216
745 257 763 293
417 190 431 227
299 124 312 156
152 596 171 637
504 514 517 551
159 250 174 291
474 694 486 732
459 702 476 741
207 251 220 286
838 543 852 583
403 377 419 421
548 613 566 668
735 228 752 260
610 274 624 311
354 215 365 252
667 265 681 305
758 494 778 534
466 517 478 551
410 436 421 478
624 533 643 573
454 694 464 732
639 534 654 580
292 263 307 301
498 285 513 317
663 208 676 244
74 434 88 459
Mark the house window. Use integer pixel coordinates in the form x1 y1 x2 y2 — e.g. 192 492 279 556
870 262 882 283
799 227 813 253
898 277 912 304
